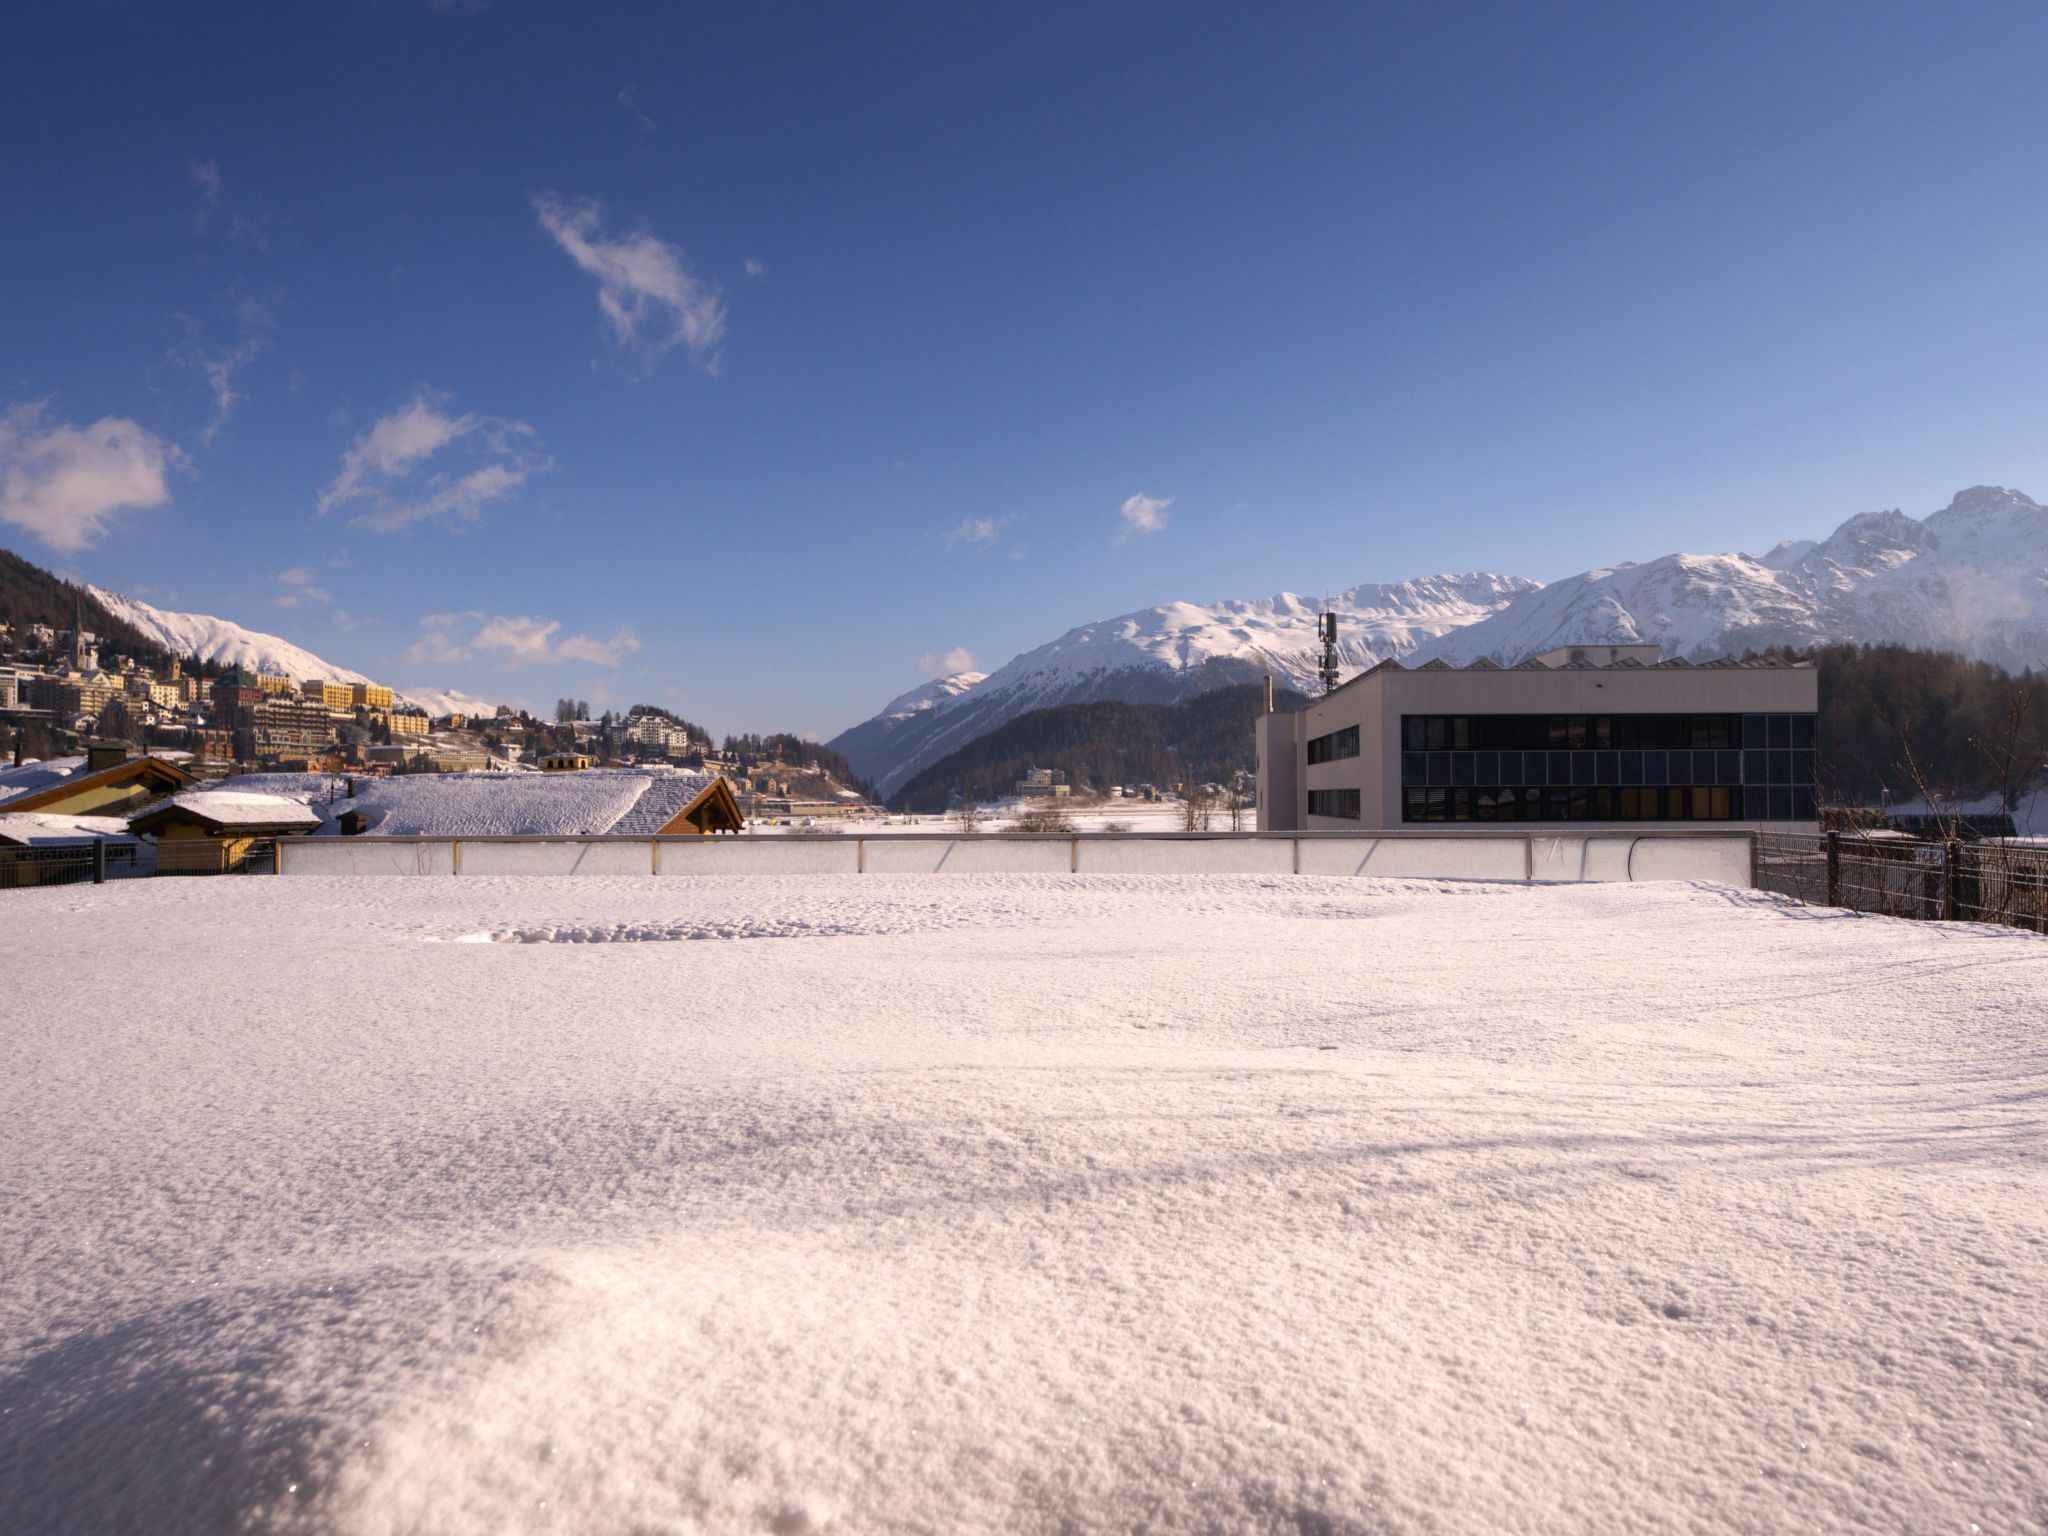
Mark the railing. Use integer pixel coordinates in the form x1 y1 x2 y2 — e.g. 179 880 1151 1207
0 836 274 890
0 840 154 889
1757 830 2048 934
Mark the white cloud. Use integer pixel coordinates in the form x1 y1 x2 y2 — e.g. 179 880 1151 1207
188 160 222 205
1117 492 1171 541
318 389 546 531
557 628 640 666
532 193 727 371
405 627 473 666
744 258 767 280
944 515 1012 550
273 566 332 608
415 612 638 668
0 401 180 553
919 647 976 677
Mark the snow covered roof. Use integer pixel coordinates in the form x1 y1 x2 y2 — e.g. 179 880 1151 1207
607 771 722 836
0 812 142 847
136 790 325 831
0 756 89 807
283 767 727 837
0 753 194 812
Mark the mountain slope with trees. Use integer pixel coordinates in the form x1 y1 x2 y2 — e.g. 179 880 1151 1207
892 684 1307 813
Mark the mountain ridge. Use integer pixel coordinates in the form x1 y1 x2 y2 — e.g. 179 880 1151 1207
833 573 1541 797
834 486 2048 797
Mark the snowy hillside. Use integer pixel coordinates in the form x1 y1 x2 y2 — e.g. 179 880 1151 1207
1416 485 2048 668
90 586 376 685
834 574 1538 796
88 586 499 716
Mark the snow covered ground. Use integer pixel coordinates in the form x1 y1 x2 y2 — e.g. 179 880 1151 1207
3 875 2043 1534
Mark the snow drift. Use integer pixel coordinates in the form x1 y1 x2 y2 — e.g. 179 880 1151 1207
2 874 2043 1534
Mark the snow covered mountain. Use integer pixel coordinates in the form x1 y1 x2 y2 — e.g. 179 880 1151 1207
88 586 499 716
1414 486 2048 670
832 574 1540 797
827 671 988 791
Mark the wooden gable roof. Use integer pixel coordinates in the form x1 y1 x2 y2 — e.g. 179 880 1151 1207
651 775 745 835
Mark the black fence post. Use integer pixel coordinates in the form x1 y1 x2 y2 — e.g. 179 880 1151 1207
1943 839 1960 921
1825 831 1841 908
91 840 106 885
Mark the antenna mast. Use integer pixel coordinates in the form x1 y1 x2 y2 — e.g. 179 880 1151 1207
1317 611 1340 695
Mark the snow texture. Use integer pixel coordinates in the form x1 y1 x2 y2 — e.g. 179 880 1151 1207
151 789 325 829
0 811 140 846
205 767 720 837
2 875 2043 1535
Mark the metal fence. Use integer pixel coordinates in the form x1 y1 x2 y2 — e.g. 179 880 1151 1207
1757 830 2048 934
0 837 275 890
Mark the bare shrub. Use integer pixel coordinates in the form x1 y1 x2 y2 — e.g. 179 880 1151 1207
1013 801 1074 834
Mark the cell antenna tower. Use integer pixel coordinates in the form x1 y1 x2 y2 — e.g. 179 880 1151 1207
1317 610 1340 695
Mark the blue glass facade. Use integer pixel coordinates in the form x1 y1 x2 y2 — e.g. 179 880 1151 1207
1399 713 1818 822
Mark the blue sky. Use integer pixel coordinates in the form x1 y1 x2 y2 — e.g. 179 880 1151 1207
4 2 2047 734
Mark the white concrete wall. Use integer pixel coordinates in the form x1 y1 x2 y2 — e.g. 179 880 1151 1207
1075 838 1295 875
460 840 654 876
1297 837 1528 880
280 839 456 876
280 833 1756 885
653 838 861 876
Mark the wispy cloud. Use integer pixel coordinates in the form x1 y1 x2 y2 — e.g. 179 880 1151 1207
318 389 547 532
744 258 767 280
273 565 332 608
409 611 638 668
0 401 181 553
919 647 977 678
1116 491 1171 542
175 325 269 446
532 193 727 372
944 515 1013 550
616 85 656 133
185 160 267 245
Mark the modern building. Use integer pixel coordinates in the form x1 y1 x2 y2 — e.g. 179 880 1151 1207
1256 645 1820 831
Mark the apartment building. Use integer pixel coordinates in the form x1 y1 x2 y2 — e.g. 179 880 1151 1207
1257 645 1821 831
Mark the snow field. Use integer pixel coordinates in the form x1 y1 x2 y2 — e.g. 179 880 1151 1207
1 875 2044 1534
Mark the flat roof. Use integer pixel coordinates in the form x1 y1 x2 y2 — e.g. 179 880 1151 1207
1312 652 1815 704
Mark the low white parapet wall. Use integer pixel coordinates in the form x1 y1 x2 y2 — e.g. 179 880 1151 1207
279 831 1756 886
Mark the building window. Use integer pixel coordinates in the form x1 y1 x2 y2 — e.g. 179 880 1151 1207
1306 725 1360 765
1308 787 1361 819
1399 713 1817 822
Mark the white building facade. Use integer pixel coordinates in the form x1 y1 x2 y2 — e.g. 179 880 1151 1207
1257 646 1820 832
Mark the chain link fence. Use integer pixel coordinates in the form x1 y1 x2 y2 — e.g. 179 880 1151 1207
1757 830 2048 934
